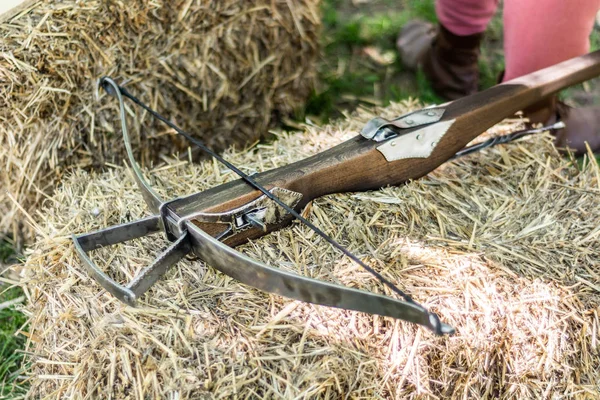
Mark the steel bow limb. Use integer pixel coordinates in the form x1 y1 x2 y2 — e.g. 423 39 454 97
72 77 455 336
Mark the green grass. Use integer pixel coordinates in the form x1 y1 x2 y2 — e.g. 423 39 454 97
0 290 27 399
0 3 598 397
309 0 600 123
306 0 447 122
308 0 600 163
306 0 506 122
0 239 27 399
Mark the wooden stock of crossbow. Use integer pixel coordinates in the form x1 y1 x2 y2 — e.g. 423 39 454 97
73 50 600 335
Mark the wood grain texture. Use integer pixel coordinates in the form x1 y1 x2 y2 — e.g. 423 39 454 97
169 50 600 246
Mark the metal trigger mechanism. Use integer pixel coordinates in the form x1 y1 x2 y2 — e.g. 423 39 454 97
360 107 445 142
170 187 303 240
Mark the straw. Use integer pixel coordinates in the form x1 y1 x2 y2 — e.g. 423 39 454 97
0 0 320 244
20 99 600 398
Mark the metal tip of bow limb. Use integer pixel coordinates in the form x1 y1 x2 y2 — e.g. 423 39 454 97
429 312 456 335
97 76 119 98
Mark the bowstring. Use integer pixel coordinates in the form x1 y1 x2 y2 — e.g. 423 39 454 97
107 81 563 307
109 82 418 305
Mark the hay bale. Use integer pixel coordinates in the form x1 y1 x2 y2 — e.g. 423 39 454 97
20 100 600 398
0 0 319 243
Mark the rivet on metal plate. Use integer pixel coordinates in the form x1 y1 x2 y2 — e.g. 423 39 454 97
376 119 456 162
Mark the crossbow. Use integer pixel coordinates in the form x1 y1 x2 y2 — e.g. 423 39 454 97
73 50 600 335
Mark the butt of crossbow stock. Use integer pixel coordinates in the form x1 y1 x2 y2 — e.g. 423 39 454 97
72 215 191 306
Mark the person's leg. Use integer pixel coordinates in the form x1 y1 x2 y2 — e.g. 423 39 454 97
503 0 600 154
424 0 499 99
397 0 499 100
437 0 499 37
503 0 600 81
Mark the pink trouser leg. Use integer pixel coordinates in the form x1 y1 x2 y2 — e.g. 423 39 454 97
436 0 499 36
503 0 600 81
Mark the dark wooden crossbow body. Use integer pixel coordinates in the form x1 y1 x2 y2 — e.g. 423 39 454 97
73 51 600 335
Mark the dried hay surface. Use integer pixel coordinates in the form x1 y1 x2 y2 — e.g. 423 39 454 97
0 0 319 242
20 100 600 399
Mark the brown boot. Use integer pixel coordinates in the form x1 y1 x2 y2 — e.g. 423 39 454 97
396 20 436 70
397 21 483 101
524 96 600 155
